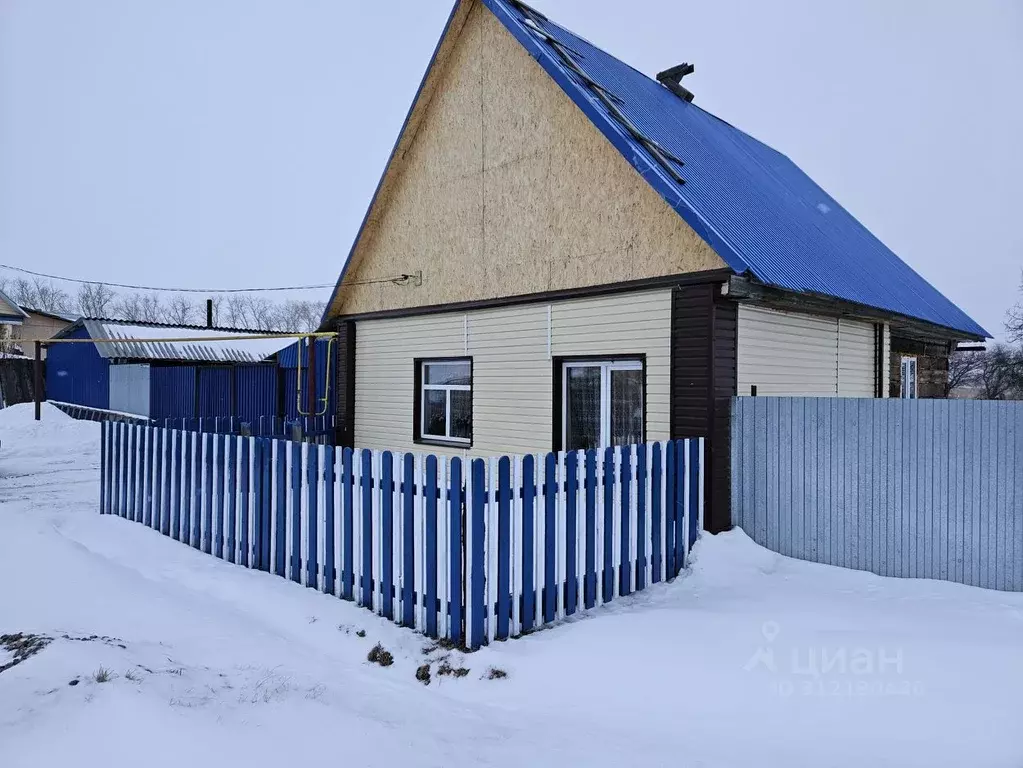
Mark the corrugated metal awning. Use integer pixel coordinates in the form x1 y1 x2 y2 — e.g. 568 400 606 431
83 320 295 363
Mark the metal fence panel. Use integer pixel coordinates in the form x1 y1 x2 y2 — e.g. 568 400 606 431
732 397 1023 592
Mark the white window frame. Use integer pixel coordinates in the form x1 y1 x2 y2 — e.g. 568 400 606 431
419 359 471 445
900 356 918 399
561 358 643 450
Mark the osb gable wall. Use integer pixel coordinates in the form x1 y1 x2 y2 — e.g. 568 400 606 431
329 1 724 318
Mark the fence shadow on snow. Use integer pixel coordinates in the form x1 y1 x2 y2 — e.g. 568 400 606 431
100 422 704 649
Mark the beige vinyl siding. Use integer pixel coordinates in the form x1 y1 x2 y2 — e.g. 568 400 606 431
737 306 839 395
738 305 879 397
354 289 671 457
551 291 671 442
881 323 891 398
837 318 876 396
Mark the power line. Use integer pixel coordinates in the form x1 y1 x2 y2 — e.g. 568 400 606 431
0 263 413 294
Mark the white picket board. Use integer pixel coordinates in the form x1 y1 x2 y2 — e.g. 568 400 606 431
511 456 522 637
352 450 363 605
534 453 544 627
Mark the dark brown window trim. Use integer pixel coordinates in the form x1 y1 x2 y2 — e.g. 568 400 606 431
413 356 473 449
330 268 733 325
552 354 647 452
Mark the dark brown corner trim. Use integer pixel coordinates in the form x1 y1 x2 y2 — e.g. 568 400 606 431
331 268 734 324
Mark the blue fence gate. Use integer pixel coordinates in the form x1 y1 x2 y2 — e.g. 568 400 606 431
100 422 704 649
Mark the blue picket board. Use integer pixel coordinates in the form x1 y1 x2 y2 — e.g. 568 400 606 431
636 445 648 591
240 438 250 566
323 445 336 593
665 440 676 577
602 447 614 601
425 454 439 636
449 456 463 646
620 446 632 596
469 458 486 649
99 423 107 514
291 441 303 584
226 437 238 564
114 423 123 517
496 456 511 639
584 450 597 608
172 431 183 540
161 431 172 537
688 439 701 554
675 439 686 577
544 452 557 624
201 433 214 553
564 450 579 615
401 453 415 625
360 449 373 607
259 439 272 570
342 447 355 601
380 451 394 619
652 442 662 582
521 454 536 632
192 431 203 548
307 445 319 587
129 426 138 523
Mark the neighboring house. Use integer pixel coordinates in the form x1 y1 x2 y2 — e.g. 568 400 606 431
13 306 77 360
46 319 295 419
0 289 28 352
319 0 987 528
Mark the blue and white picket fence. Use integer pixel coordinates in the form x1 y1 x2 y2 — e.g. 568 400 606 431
100 422 703 649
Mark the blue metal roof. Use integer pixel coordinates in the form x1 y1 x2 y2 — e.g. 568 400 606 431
483 0 987 338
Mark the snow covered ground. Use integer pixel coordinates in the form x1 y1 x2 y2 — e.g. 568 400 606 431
2 403 1022 768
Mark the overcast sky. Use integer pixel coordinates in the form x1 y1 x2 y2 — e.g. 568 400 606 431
1 0 1020 337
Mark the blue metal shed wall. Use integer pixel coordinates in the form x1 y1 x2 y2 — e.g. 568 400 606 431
149 366 197 420
198 367 231 418
233 365 277 422
45 325 110 410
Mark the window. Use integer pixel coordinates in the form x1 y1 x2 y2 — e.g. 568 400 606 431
560 359 644 451
415 359 472 445
900 356 918 399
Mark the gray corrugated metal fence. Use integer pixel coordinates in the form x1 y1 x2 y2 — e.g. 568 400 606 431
731 397 1023 591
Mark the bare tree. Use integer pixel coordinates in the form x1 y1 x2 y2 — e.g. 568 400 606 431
948 350 985 392
76 282 117 318
8 277 72 315
165 294 197 325
977 345 1023 400
112 293 145 322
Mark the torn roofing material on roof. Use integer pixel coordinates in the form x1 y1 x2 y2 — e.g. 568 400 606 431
77 319 295 363
484 0 987 338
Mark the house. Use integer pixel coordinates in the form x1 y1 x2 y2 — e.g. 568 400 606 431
13 307 77 359
46 318 295 419
319 0 987 528
0 288 28 346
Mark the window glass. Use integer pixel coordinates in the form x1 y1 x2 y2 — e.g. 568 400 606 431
565 366 602 451
424 362 470 386
450 389 472 440
423 389 447 437
610 367 644 446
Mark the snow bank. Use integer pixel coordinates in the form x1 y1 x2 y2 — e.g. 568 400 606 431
2 413 1022 768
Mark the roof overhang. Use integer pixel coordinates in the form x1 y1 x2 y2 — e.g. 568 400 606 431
724 275 985 343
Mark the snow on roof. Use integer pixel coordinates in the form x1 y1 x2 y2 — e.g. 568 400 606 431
81 319 295 363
